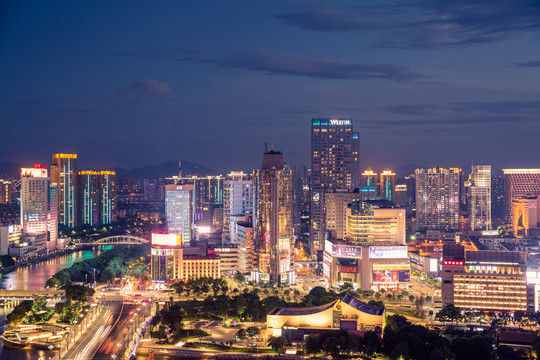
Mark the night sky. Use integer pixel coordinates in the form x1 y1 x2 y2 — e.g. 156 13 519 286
1 1 539 175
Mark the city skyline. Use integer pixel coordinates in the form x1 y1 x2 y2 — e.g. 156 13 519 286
1 1 540 173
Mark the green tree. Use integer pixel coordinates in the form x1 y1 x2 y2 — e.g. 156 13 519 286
268 336 287 354
305 334 321 355
236 328 247 340
436 303 462 323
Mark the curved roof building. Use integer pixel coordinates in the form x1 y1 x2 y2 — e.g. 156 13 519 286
267 294 385 340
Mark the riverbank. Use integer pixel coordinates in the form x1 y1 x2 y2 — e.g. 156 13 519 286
0 246 91 275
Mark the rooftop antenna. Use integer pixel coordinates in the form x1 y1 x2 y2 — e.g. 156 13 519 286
271 140 275 152
264 141 268 153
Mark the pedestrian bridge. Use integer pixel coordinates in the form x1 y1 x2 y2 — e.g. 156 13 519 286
81 235 149 246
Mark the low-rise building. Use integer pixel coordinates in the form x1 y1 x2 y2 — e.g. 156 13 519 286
267 294 384 341
323 239 410 291
442 244 527 312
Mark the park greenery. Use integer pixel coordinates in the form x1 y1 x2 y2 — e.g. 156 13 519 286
45 245 149 288
6 298 91 325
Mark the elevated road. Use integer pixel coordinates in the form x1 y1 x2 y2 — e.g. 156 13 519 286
0 289 64 300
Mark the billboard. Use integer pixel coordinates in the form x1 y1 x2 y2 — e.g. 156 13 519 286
151 233 182 247
369 246 408 259
331 244 362 258
372 269 410 283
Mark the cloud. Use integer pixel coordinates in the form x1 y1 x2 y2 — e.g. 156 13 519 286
385 104 438 115
128 79 172 97
275 1 540 49
221 49 425 82
513 60 540 68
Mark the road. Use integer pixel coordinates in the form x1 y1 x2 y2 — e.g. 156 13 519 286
61 302 121 360
92 303 140 360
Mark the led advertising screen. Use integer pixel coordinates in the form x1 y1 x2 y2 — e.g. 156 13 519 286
372 270 411 283
151 233 182 247
369 246 408 259
331 244 362 258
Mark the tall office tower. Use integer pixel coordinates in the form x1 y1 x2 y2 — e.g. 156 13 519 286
468 165 491 231
511 196 540 237
361 169 378 200
51 153 78 227
379 170 396 202
491 175 505 227
174 175 225 226
394 185 408 207
502 169 540 224
415 168 461 232
79 171 99 226
325 189 362 240
165 184 193 244
20 165 49 236
311 118 359 254
98 171 116 224
223 171 253 242
0 179 12 205
255 151 294 281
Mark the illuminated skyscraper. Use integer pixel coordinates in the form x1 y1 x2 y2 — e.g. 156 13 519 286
51 153 78 227
379 170 396 202
0 179 12 205
223 172 253 242
311 118 359 254
503 169 540 224
20 165 49 235
78 170 116 226
468 165 491 231
79 171 99 226
165 184 193 244
361 170 378 200
415 168 461 232
98 171 116 224
254 150 294 281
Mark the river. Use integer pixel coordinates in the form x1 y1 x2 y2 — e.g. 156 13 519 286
0 247 111 360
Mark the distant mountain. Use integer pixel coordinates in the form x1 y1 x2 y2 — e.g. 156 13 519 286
395 164 427 177
117 160 218 179
0 162 25 178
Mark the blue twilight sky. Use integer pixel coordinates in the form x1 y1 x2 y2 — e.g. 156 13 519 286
1 0 539 174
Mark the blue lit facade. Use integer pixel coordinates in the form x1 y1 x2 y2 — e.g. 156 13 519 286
166 185 193 244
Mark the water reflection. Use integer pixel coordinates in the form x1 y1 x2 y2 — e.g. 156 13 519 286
0 247 111 291
0 246 110 359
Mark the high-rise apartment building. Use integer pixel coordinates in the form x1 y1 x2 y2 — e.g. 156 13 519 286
254 151 294 281
380 170 396 202
51 153 78 227
223 172 253 242
311 118 359 254
98 171 116 224
502 169 540 224
165 184 193 244
78 170 116 226
415 168 461 232
79 171 99 226
468 165 491 231
361 170 378 200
